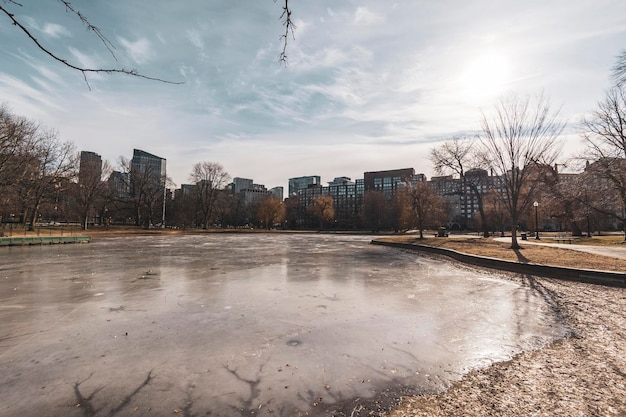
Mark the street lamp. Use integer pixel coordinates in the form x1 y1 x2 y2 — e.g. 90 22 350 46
533 201 540 240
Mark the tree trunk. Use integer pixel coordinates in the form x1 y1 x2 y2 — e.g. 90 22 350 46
28 205 39 231
478 204 489 238
510 220 520 249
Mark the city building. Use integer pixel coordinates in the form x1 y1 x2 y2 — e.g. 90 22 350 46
232 177 254 194
296 179 365 229
130 149 167 226
78 151 102 185
288 175 321 197
107 170 130 197
270 186 284 201
364 168 415 196
428 175 462 227
131 149 166 182
231 178 274 205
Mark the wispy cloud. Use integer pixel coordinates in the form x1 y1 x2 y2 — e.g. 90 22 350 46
20 16 70 39
354 7 385 26
0 73 65 116
117 37 154 65
42 23 70 38
186 28 205 50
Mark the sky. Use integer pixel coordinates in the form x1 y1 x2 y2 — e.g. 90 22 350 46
1 0 625 193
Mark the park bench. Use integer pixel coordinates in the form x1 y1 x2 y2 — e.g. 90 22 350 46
552 234 575 244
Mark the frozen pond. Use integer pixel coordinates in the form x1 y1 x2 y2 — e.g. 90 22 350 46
0 234 567 416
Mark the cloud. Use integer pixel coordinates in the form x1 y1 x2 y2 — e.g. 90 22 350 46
19 16 70 39
117 37 154 65
0 73 65 117
186 28 205 50
354 7 385 26
64 47 105 83
42 23 70 38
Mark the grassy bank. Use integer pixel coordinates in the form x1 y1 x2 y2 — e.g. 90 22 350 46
377 235 626 273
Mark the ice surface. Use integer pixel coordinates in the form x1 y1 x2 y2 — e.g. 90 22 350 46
0 234 567 416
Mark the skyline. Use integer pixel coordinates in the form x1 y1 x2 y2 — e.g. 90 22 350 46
1 1 625 192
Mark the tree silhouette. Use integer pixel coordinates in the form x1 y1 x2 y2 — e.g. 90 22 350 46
478 93 564 249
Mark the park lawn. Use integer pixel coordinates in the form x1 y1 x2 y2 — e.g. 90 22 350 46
380 236 626 273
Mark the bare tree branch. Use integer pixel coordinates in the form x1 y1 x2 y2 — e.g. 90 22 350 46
613 49 626 87
57 0 117 61
0 3 183 88
478 92 565 248
275 0 295 65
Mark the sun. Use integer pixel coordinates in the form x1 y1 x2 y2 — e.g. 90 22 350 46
456 52 512 103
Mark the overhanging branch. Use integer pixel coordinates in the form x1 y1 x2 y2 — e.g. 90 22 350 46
0 4 183 88
276 0 295 65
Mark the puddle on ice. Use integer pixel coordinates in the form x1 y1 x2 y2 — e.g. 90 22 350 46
0 234 568 416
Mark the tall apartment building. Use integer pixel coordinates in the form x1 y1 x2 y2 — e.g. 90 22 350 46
78 151 102 185
288 175 321 196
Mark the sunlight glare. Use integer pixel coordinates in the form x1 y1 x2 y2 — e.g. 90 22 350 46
456 52 511 103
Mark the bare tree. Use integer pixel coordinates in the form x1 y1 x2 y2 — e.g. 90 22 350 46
256 197 285 229
361 191 388 232
580 86 626 240
405 181 445 239
14 129 76 230
478 93 564 249
389 191 410 233
614 49 626 87
582 87 626 159
430 136 490 237
0 104 38 187
284 195 300 229
482 189 510 237
116 156 167 228
75 157 112 230
307 195 334 230
189 162 230 229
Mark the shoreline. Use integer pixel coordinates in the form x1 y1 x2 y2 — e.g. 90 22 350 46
381 250 626 416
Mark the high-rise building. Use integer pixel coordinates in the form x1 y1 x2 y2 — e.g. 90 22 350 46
288 175 321 196
78 151 102 185
232 177 254 194
230 177 277 205
107 170 130 197
270 186 284 201
131 149 166 181
130 149 167 225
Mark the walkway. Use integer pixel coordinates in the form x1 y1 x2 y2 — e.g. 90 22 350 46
493 237 626 261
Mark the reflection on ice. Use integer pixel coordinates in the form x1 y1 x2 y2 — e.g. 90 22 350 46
0 234 567 416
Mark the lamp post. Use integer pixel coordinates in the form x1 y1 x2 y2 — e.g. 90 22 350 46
533 201 540 240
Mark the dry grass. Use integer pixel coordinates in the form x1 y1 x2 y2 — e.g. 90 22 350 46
379 236 626 273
